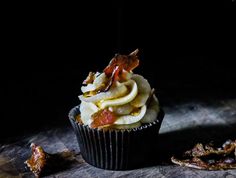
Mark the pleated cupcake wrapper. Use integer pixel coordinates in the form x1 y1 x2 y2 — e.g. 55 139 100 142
69 105 164 170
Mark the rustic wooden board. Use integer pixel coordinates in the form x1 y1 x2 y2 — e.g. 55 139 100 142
1 98 236 177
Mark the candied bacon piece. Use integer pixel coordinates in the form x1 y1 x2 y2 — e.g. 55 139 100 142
103 66 120 91
185 142 236 158
171 139 236 170
83 72 96 85
82 50 139 92
171 157 211 170
102 49 139 91
25 143 48 178
25 143 76 177
91 109 117 128
104 49 139 77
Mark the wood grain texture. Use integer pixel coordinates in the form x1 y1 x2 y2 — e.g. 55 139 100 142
1 98 236 177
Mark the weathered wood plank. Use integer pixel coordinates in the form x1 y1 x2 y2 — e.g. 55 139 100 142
1 98 236 177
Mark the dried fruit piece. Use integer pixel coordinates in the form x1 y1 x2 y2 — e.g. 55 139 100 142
91 109 117 128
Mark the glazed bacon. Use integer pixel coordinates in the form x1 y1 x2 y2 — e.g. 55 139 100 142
25 143 48 178
91 109 117 128
83 72 96 85
25 143 76 177
104 49 140 77
171 139 236 170
85 49 140 128
103 66 120 91
103 49 139 91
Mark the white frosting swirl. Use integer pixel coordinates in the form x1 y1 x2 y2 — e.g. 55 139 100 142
78 72 160 129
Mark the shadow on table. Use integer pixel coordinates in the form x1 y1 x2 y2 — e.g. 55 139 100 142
154 122 236 165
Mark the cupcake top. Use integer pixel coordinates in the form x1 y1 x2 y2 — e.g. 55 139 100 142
78 49 160 129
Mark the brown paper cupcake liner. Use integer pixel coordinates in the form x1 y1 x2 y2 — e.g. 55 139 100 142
69 105 164 170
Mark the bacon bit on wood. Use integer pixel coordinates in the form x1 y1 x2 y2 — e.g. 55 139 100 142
91 109 117 128
25 143 48 178
103 65 120 91
102 49 139 91
171 139 236 170
25 143 77 177
83 72 96 85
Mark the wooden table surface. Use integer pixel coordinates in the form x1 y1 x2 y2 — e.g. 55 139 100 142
1 97 236 178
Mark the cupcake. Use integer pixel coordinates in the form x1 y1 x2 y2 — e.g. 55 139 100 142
69 49 164 170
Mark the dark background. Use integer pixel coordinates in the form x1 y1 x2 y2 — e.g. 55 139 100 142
1 2 235 140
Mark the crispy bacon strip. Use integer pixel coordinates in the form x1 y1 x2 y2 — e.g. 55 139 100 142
185 142 236 157
91 109 117 128
25 143 48 178
171 139 236 170
103 66 120 91
104 49 139 77
102 49 139 91
25 143 76 177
